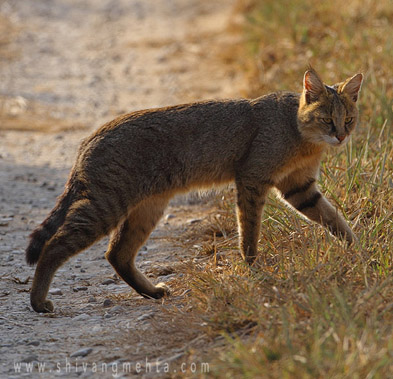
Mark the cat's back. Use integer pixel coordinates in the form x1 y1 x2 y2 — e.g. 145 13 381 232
74 99 256 179
250 91 300 124
248 92 302 152
97 99 252 137
80 99 254 161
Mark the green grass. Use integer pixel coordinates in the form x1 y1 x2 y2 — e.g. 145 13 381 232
179 1 393 377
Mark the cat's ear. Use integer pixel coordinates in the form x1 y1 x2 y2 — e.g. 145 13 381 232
339 73 363 102
303 69 326 104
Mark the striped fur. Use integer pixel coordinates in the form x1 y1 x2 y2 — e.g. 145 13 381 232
27 68 362 312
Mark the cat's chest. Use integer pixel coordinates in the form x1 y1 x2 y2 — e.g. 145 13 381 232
272 146 323 183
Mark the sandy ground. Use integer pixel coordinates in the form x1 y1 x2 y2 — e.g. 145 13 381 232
0 0 244 377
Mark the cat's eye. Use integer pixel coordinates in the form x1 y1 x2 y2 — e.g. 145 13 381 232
321 118 333 125
345 117 353 124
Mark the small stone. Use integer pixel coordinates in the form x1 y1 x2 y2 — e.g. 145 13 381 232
165 214 175 221
81 305 94 311
137 312 155 322
0 217 12 226
22 354 38 363
104 312 112 319
102 279 115 285
70 347 93 358
72 313 90 321
88 296 97 303
110 305 122 313
73 286 88 292
103 299 113 307
49 288 63 296
26 341 40 346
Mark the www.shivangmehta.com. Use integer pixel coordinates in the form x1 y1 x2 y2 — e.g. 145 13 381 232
13 358 210 376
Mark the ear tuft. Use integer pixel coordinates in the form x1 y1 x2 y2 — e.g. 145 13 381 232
303 69 326 104
340 73 363 102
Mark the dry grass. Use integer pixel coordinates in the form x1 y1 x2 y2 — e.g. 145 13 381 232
2 2 391 376
169 0 393 377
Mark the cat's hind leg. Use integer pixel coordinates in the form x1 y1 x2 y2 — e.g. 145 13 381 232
30 199 110 312
105 194 170 299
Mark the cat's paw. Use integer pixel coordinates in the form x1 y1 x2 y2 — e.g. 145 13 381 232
138 282 171 299
152 282 170 298
345 230 358 246
31 299 54 313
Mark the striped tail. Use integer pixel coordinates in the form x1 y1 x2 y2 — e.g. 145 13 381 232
26 190 73 265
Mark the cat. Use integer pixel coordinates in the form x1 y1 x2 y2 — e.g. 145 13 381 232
26 68 363 313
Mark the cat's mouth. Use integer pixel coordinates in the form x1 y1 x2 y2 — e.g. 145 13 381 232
321 135 349 146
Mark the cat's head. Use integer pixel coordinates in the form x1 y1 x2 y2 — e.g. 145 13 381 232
297 68 363 146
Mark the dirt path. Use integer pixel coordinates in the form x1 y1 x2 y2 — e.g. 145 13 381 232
0 1 244 377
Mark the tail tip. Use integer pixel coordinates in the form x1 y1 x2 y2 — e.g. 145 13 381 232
26 245 40 265
26 231 45 265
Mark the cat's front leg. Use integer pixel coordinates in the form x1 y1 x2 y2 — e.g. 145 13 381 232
235 180 271 264
281 178 355 244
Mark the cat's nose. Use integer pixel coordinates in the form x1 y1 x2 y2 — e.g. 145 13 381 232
336 134 346 142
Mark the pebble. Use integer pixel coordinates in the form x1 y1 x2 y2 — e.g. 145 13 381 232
136 312 155 322
103 299 113 307
88 296 97 303
49 288 63 296
22 354 38 363
0 218 12 226
110 305 123 313
70 347 93 358
72 313 90 321
165 214 176 221
73 286 88 292
26 340 40 346
102 278 115 285
81 305 94 311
